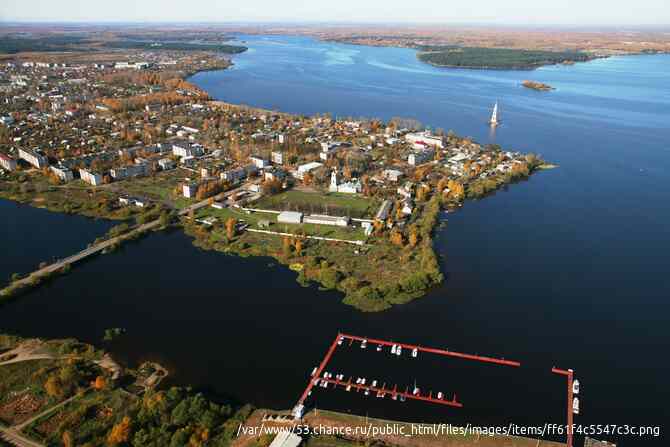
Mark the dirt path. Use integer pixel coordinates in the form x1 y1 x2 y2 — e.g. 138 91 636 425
0 427 44 447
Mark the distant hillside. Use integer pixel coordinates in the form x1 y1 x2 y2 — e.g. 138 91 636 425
417 46 594 70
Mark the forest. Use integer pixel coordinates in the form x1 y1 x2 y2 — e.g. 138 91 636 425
417 46 594 69
0 36 91 54
101 41 248 54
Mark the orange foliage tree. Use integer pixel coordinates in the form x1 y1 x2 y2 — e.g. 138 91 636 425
107 416 132 445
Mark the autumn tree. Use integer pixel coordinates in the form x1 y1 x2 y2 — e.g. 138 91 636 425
62 431 73 447
107 416 132 445
282 236 293 256
408 225 419 248
437 177 449 193
372 219 384 236
44 375 63 399
447 180 465 200
93 375 107 391
390 229 404 247
294 238 303 256
225 218 237 239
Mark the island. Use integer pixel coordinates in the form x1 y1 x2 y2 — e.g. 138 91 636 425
417 46 594 70
522 80 555 91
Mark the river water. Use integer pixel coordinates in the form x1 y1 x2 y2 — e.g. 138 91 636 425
1 35 669 445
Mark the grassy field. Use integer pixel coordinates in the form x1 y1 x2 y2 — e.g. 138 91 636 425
112 169 186 203
196 206 368 241
254 190 377 219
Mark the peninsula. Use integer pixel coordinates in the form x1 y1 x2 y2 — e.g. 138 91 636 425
0 30 550 312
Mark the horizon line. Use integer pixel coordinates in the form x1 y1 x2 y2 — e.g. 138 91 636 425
1 19 670 29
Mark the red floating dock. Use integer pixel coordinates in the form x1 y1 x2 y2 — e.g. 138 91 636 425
294 332 521 415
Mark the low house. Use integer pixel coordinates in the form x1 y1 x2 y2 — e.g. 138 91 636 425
277 211 303 225
296 162 323 180
271 151 284 165
0 153 17 171
183 183 197 198
119 196 146 207
303 214 350 227
401 199 414 216
158 158 175 171
376 200 393 221
397 182 414 199
250 156 269 169
408 148 435 166
383 169 403 182
405 131 444 149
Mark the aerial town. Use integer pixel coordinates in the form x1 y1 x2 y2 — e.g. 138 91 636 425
0 47 546 311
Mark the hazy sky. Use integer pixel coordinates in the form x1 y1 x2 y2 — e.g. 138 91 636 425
1 0 668 26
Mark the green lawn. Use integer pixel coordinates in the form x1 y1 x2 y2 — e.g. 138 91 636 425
113 170 185 203
195 206 367 241
254 190 376 218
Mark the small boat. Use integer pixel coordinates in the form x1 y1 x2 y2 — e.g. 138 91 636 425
337 336 344 345
392 394 398 400
413 387 420 396
489 101 500 127
361 339 367 349
346 385 351 391
361 378 366 385
356 378 361 384
391 344 397 354
399 395 406 402
377 344 383 352
437 392 443 400
396 346 402 356
323 371 330 378
311 367 318 376
411 348 418 358
372 380 377 387
573 397 580 415
308 390 312 396
572 380 580 395
364 389 369 396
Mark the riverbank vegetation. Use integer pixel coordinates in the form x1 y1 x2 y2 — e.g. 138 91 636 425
183 193 445 312
417 46 594 69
